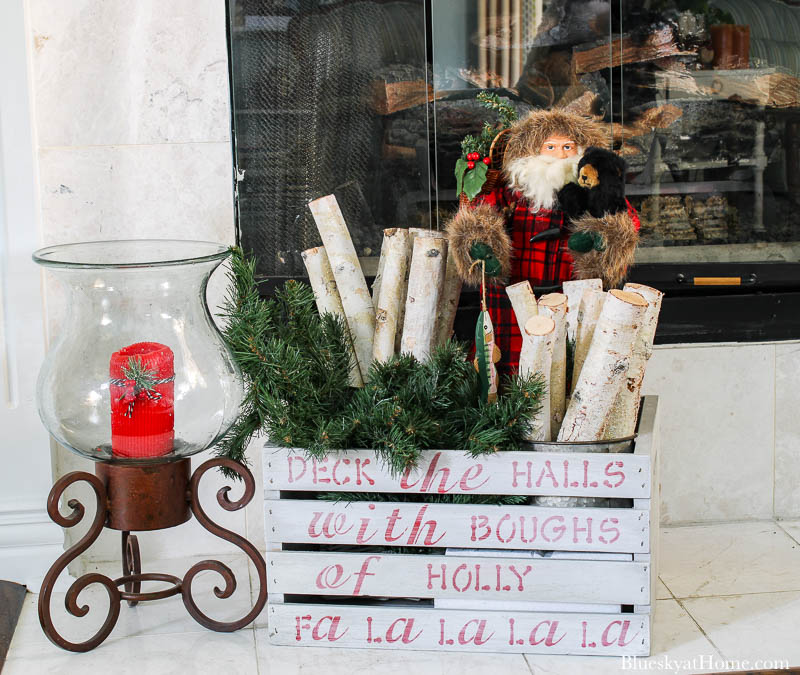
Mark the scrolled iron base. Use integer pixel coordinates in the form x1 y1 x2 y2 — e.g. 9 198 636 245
38 457 267 652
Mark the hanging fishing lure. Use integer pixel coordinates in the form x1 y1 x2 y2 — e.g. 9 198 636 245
471 259 501 404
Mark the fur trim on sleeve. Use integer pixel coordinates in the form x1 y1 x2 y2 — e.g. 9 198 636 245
445 204 512 287
569 210 639 289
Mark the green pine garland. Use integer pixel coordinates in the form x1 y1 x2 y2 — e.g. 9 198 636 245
217 247 546 483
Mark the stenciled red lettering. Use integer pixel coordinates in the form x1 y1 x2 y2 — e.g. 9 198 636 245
312 458 331 484
355 458 375 486
459 463 489 492
458 619 494 646
332 459 351 486
287 456 307 483
385 508 408 542
511 461 532 489
602 620 639 647
407 505 445 546
386 618 422 644
598 518 620 544
529 620 565 647
470 515 491 542
572 516 593 544
603 461 626 488
315 564 349 590
419 452 455 494
541 515 566 542
311 616 348 642
535 460 559 488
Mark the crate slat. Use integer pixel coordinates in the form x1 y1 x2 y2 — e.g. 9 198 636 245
635 395 660 617
264 448 650 498
267 499 649 553
268 550 650 604
268 602 650 655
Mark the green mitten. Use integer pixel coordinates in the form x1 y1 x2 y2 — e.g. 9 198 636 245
568 231 606 253
469 242 502 277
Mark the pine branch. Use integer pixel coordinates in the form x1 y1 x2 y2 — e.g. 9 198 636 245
218 248 547 491
477 91 519 126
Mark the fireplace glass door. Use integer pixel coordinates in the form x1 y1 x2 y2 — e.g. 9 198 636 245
227 0 431 283
428 0 800 295
228 0 800 340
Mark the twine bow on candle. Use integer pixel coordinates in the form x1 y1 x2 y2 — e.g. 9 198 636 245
110 356 175 418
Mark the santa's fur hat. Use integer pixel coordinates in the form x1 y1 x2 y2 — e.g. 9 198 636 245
502 109 607 170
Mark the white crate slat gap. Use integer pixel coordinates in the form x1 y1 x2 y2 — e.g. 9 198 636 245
264 448 650 498
268 603 649 656
267 499 649 553
262 395 660 656
267 550 649 604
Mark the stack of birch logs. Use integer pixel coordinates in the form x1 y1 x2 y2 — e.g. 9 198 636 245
302 193 661 440
303 195 463 387
513 278 664 442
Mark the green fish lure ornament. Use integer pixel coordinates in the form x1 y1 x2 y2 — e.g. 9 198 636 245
471 259 501 404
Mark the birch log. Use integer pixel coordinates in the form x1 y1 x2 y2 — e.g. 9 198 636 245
558 290 648 442
435 238 463 346
401 236 447 361
505 280 538 333
538 293 568 437
371 233 389 305
372 229 410 363
571 289 606 395
396 229 444 352
604 283 664 439
519 315 556 441
301 246 345 317
563 278 603 342
309 195 374 383
302 246 363 387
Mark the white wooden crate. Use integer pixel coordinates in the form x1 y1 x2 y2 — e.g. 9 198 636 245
262 395 660 656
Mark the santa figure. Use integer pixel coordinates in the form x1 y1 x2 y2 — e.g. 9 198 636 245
446 109 640 377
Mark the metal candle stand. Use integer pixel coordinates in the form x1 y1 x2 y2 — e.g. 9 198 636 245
38 457 267 653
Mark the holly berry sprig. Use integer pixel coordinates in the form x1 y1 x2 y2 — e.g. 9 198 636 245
455 92 518 201
464 152 493 169
110 356 174 418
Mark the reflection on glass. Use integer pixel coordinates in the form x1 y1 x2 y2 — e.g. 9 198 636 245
228 0 431 280
430 1 800 265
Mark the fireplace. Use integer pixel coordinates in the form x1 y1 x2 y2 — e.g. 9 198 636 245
227 0 800 342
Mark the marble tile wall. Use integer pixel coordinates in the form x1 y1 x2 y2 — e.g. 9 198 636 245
644 340 800 524
775 342 800 519
26 0 239 562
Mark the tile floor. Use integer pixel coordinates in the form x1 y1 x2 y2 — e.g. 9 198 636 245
6 520 800 675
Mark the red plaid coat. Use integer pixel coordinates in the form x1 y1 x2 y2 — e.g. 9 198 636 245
474 184 640 378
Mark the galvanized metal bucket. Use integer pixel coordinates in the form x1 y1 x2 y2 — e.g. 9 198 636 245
520 435 636 508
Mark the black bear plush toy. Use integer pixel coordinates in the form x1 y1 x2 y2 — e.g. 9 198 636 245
557 145 640 288
558 146 628 220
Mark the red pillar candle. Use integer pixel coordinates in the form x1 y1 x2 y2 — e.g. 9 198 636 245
109 342 175 458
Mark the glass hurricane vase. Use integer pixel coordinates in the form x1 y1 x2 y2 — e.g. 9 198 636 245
33 240 243 464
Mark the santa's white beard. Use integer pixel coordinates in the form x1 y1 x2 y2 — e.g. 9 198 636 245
504 153 581 211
